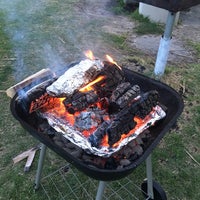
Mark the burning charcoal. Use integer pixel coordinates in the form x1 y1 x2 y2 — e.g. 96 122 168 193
70 149 83 158
46 59 103 97
74 111 98 131
129 152 138 161
63 90 98 114
134 145 143 156
110 83 140 109
88 121 110 147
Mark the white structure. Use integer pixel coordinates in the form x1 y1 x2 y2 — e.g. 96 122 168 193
139 3 180 25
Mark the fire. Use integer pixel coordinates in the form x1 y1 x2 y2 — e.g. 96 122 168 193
105 54 122 70
79 75 105 92
84 50 95 60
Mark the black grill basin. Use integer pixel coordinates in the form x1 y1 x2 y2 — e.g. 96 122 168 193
132 0 199 12
10 68 183 181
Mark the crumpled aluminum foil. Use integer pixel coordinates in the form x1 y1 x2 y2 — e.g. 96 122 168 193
46 59 103 97
40 105 166 157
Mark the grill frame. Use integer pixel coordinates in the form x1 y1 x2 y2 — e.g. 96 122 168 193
131 0 200 12
10 68 184 181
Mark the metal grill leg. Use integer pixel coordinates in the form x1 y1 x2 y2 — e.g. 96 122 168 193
34 143 47 190
154 11 177 78
146 154 154 199
95 181 107 200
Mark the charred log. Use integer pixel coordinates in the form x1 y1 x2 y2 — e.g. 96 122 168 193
63 90 98 114
110 83 140 110
134 90 159 119
92 61 125 98
107 90 159 146
16 79 55 115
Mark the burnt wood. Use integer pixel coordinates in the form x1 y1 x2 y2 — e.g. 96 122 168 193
107 90 159 146
63 90 98 114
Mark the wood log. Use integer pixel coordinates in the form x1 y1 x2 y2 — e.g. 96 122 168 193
107 90 159 146
6 68 54 98
63 90 98 114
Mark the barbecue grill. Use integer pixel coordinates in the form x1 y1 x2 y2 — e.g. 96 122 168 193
10 64 183 199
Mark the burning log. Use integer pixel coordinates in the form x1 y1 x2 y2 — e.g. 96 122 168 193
63 90 98 114
107 90 159 146
110 82 140 111
134 90 159 119
93 61 125 98
16 79 55 114
46 59 103 97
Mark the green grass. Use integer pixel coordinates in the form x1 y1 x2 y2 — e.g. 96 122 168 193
130 9 164 35
0 1 200 200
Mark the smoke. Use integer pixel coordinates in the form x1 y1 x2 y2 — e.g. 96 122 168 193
0 0 110 82
0 0 81 81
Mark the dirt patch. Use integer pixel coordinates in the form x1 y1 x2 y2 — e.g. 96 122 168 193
77 1 200 64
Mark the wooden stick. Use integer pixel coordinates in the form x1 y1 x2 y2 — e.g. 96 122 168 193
13 147 35 164
6 68 54 98
24 149 37 172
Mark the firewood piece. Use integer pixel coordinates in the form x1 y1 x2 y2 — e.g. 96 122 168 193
111 83 140 109
107 117 137 146
16 79 55 114
46 59 103 97
93 61 125 98
6 68 54 98
133 90 159 119
24 149 37 172
88 121 110 147
63 90 98 114
107 90 159 146
110 82 132 102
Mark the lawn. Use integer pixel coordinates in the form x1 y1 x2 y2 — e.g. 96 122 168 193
0 0 200 200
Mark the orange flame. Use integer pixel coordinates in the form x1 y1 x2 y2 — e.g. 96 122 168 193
84 50 95 60
79 75 105 92
105 54 122 70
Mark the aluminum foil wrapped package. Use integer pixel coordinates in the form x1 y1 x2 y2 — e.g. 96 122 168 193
46 59 103 97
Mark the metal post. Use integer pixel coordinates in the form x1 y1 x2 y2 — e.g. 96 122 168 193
146 154 154 199
34 143 47 190
154 11 177 78
95 181 107 200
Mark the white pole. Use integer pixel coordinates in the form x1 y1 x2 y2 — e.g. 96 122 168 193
154 11 176 78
